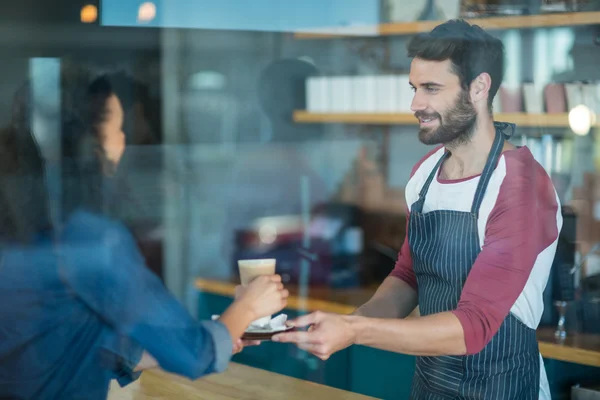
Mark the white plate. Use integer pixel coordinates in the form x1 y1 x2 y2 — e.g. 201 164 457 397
211 313 290 333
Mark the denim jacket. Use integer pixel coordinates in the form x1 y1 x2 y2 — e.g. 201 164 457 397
0 210 231 399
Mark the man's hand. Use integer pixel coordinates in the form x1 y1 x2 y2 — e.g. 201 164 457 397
272 311 356 360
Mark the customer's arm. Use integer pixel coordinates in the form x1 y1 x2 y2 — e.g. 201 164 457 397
133 286 266 373
128 276 285 373
353 214 418 319
59 217 284 382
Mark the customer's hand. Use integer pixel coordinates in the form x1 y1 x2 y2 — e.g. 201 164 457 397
235 275 289 321
232 338 262 355
272 311 355 360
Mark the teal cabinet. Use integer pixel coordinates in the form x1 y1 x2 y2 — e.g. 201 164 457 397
197 291 600 399
544 358 600 400
349 345 415 399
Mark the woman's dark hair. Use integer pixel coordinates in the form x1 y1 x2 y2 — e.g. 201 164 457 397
0 84 52 243
0 68 122 242
105 71 157 145
61 74 117 220
407 19 505 109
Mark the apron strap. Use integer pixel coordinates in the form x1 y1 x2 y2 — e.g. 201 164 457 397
412 150 449 214
470 122 508 215
412 122 511 215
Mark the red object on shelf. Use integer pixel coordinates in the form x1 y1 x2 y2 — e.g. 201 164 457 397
500 86 523 113
545 83 567 114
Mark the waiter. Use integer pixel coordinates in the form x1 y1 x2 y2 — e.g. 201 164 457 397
274 19 561 400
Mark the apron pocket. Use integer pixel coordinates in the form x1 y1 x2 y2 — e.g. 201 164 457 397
414 355 464 398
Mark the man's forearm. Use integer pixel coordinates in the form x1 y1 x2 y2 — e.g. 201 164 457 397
348 311 467 356
353 277 418 319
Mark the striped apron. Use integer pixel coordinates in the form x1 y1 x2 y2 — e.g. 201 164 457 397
409 124 540 399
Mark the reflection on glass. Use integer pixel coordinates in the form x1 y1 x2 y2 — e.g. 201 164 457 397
137 2 156 23
80 4 98 23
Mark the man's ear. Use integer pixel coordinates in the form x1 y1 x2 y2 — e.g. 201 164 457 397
470 72 492 105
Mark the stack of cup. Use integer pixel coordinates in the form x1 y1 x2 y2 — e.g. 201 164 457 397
306 75 414 113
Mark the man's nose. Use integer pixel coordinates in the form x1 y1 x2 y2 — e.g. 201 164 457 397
410 91 427 113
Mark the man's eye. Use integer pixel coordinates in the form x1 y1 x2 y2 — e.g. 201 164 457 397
426 87 439 93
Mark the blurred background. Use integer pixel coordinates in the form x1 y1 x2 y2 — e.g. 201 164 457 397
3 0 600 398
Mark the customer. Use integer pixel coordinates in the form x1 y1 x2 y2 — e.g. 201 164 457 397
0 72 289 400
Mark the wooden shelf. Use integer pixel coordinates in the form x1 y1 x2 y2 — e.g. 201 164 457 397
294 11 600 39
294 111 586 128
294 111 421 126
196 278 600 367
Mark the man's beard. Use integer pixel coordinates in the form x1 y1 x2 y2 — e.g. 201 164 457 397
416 90 477 148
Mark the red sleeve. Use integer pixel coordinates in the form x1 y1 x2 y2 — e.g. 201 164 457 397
388 211 417 290
451 149 560 355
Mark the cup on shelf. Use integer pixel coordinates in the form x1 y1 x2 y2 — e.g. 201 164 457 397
351 76 365 113
523 83 544 114
544 84 567 114
306 77 319 112
540 0 570 13
397 74 412 113
353 76 377 113
330 76 352 113
375 75 398 113
364 76 377 113
306 76 330 113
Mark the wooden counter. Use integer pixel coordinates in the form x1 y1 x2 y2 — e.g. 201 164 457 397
538 327 600 368
196 278 600 368
108 362 377 400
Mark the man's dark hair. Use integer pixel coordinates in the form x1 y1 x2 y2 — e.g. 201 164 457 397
407 19 504 109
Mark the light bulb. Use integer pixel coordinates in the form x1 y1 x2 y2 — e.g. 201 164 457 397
569 104 595 136
138 2 156 23
80 4 98 24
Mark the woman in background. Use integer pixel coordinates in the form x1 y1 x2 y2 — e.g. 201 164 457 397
0 71 287 399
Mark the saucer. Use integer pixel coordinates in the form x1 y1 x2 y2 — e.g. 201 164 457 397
212 313 295 341
242 325 295 341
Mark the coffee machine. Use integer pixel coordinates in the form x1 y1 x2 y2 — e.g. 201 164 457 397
232 203 365 288
540 206 577 326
